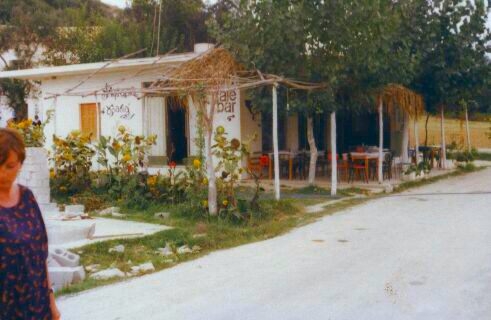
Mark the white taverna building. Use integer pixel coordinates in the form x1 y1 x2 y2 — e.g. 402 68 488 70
0 43 411 178
0 44 263 172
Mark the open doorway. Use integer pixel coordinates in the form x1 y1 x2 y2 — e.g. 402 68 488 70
166 96 188 164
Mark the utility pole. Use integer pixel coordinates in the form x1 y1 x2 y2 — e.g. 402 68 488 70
156 0 162 56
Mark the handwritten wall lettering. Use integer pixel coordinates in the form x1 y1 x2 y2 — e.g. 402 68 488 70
100 83 138 99
102 103 135 120
217 90 237 122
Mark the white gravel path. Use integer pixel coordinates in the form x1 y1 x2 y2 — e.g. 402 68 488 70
58 168 491 320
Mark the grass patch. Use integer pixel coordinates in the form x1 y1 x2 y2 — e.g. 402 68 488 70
58 199 304 296
289 185 330 195
476 152 491 161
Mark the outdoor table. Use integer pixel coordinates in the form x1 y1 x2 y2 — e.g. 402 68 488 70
350 151 389 181
268 151 296 180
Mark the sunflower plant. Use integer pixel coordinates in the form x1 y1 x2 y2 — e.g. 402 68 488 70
212 126 250 221
93 126 156 203
51 130 95 196
95 126 156 176
8 110 53 147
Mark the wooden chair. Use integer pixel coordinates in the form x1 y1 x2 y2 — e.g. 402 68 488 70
292 152 308 179
383 152 394 180
392 156 404 178
337 153 350 181
247 154 269 178
316 151 328 176
348 154 369 183
279 153 291 178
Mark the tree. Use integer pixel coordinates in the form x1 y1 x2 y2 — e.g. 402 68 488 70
306 0 416 189
212 0 416 191
211 1 334 186
0 0 62 119
412 0 491 166
43 0 210 65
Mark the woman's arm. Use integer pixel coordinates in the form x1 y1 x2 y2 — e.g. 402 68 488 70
46 262 61 320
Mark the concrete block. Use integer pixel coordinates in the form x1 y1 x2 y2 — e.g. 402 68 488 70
72 266 86 283
47 255 61 268
50 248 80 267
65 205 85 214
48 267 74 291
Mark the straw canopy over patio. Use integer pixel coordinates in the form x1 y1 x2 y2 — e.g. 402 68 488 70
147 47 326 213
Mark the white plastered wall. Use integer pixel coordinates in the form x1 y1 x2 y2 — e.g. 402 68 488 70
30 72 246 172
240 91 262 154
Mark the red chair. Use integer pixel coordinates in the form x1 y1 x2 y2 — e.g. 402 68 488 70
248 155 269 178
348 154 369 183
327 152 339 161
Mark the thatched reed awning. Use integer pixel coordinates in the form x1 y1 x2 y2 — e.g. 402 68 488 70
376 84 425 118
146 47 327 95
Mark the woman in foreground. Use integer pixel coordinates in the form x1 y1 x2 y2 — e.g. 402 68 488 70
0 128 60 320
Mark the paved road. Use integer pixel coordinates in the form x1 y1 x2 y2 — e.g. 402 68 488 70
59 168 491 320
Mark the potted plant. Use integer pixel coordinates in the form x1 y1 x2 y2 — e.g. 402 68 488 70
8 111 53 206
417 161 431 178
403 164 417 181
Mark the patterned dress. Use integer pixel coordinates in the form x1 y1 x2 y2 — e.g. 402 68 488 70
0 185 51 320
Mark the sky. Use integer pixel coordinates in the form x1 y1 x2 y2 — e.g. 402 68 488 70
100 0 216 8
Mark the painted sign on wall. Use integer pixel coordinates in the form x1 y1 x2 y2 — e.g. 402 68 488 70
100 83 138 99
217 90 237 122
102 103 135 120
